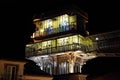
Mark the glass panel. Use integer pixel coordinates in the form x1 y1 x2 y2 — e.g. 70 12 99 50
52 47 57 53
46 41 51 48
51 40 56 47
57 37 69 47
52 17 58 29
64 37 69 45
69 15 76 29
45 19 53 35
57 38 63 46
79 35 84 44
42 41 47 49
73 35 78 43
36 43 42 55
36 42 42 50
40 21 45 35
68 36 73 44
58 14 69 32
35 21 45 37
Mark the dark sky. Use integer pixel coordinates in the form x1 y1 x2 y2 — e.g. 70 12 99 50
0 0 120 75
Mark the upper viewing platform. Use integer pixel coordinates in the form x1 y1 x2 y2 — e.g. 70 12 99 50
31 5 88 41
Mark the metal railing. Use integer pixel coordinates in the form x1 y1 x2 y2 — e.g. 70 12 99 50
25 43 96 57
33 24 75 38
88 30 120 53
96 37 120 52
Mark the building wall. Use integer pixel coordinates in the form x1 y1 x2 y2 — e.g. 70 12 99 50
0 59 26 79
69 74 87 80
23 75 53 80
53 74 87 80
0 59 53 80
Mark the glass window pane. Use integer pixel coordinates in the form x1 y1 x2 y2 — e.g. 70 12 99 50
51 40 56 47
73 35 78 43
42 41 47 49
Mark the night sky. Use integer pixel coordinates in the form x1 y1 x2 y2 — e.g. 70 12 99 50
0 0 120 75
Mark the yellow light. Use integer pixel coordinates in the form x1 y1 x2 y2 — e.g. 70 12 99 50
40 29 44 32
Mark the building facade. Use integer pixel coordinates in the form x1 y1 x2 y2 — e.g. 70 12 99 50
0 59 53 80
0 59 26 80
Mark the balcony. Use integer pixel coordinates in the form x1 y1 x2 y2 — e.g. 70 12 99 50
25 43 96 57
32 23 76 40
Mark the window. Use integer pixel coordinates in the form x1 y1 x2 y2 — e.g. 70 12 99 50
5 64 18 80
45 19 53 35
73 35 78 43
69 15 77 29
59 14 69 32
42 42 46 49
51 40 56 47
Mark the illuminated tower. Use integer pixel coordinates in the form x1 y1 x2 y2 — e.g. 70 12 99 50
25 6 97 76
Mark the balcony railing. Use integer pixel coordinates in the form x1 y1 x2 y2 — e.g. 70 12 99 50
96 37 120 52
33 24 76 39
86 30 120 53
26 43 96 57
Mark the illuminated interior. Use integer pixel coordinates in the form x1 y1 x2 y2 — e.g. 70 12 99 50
26 35 96 57
31 14 77 38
